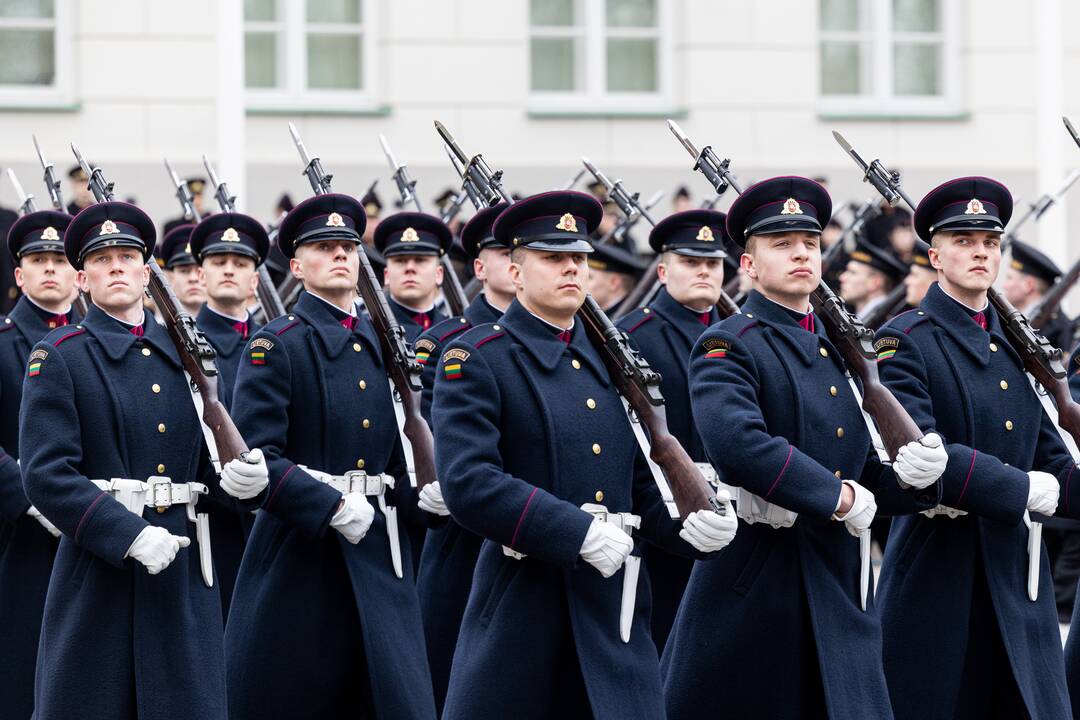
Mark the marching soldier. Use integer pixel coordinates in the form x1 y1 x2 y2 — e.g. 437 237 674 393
1002 238 1072 351
662 177 945 719
374 212 450 341
875 177 1077 719
19 201 269 719
413 201 514 714
432 191 738 719
0 210 75 719
224 194 437 718
586 241 649 318
902 239 936 309
158 223 206 316
615 208 726 652
838 236 909 321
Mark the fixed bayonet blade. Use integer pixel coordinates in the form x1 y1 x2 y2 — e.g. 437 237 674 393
6 169 28 204
435 121 469 166
443 143 465 176
288 122 313 165
32 134 49 168
667 119 699 159
832 130 854 156
581 157 613 191
202 154 221 191
71 142 91 177
379 134 401 170
164 157 182 186
1065 116 1080 150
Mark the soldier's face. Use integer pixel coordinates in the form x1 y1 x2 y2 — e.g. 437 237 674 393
511 249 587 318
1000 266 1037 307
586 268 626 309
904 265 936 306
78 246 149 312
475 247 514 301
15 251 76 307
929 230 1001 293
384 255 443 307
741 231 821 302
165 264 206 310
658 253 724 310
838 262 881 306
200 254 257 305
291 240 360 294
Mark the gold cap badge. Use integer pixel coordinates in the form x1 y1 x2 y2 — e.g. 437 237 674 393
780 198 802 215
40 226 59 241
326 212 345 227
402 227 420 242
965 198 985 215
222 227 240 242
99 219 119 236
696 226 714 242
556 213 578 232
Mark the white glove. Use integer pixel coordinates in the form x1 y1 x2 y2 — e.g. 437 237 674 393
126 525 190 575
26 505 61 538
679 492 738 553
834 481 877 537
220 448 269 500
578 517 633 578
330 492 375 544
1027 471 1060 516
894 433 948 490
418 481 450 516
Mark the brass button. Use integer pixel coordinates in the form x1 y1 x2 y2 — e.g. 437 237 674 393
1005 420 1014 431
836 427 844 439
829 386 838 397
643 308 651 314
358 379 366 390
157 423 165 433
819 347 828 358
156 506 166 514
141 348 151 356
353 342 362 352
595 490 604 502
362 419 371 429
493 324 501 331
989 342 998 352
586 398 596 409
572 359 581 370
746 313 754 318
356 459 365 469
835 470 842 478
999 380 1008 390
157 463 165 473
592 443 601 455
917 311 925 316
151 383 161 393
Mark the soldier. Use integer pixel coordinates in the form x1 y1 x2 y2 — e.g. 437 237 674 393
586 241 649 318
224 194 438 719
662 177 945 720
374 212 450 342
875 177 1077 719
19 201 269 719
838 236 909 321
903 239 936 309
158 223 206 316
432 191 738 719
1002 238 1072 351
162 177 210 236
414 201 513 713
65 164 94 216
0 210 75 719
615 208 726 652
0 203 18 313
360 184 382 248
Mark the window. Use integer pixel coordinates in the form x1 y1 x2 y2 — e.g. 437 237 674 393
0 0 73 107
529 0 673 112
818 0 959 116
244 0 376 111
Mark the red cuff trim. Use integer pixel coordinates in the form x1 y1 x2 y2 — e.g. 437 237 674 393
75 492 107 542
267 464 298 510
764 445 794 500
510 487 539 548
957 450 977 502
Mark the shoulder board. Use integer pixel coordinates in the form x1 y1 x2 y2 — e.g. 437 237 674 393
50 325 87 346
0 316 14 333
264 314 301 337
459 322 506 349
619 307 656 334
718 313 759 338
880 308 929 334
431 316 472 343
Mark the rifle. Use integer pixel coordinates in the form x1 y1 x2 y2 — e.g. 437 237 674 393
199 155 288 321
861 283 909 331
32 135 66 212
379 134 467 316
71 143 248 467
288 124 435 491
822 198 879 275
435 120 722 519
603 189 665 247
1003 169 1080 254
7 168 37 215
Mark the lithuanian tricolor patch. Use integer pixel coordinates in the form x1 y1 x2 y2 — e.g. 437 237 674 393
874 336 899 362
701 337 730 360
27 361 42 377
442 348 470 380
415 338 436 366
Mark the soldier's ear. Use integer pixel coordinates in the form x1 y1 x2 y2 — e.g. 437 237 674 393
289 256 303 281
740 252 757 280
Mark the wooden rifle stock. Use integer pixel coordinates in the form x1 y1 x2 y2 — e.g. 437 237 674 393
1030 260 1080 332
862 283 908 331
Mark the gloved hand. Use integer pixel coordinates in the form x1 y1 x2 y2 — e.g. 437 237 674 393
834 480 877 537
26 505 60 538
418 481 450 516
894 433 948 489
126 525 190 574
220 448 269 500
679 491 738 552
579 517 633 578
1027 471 1060 516
330 492 375 544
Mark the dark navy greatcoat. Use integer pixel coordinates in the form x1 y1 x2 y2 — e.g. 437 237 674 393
432 299 698 720
413 292 502 714
19 305 250 720
663 290 938 720
0 298 71 720
876 282 1077 720
617 287 717 653
224 291 436 720
194 303 261 621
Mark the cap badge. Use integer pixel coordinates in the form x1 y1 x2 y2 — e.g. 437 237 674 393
40 226 59 241
965 198 985 215
402 227 420 242
364 202 379 216
99 220 119 236
185 243 192 254
696 225 715 242
556 213 578 233
780 198 802 215
222 227 240 242
326 212 346 228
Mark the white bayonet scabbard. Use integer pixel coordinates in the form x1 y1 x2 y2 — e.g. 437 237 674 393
620 554 642 643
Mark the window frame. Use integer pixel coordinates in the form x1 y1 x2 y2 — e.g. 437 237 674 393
0 0 75 109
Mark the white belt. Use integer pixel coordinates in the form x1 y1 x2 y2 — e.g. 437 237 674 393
502 503 641 560
921 504 967 519
92 476 213 587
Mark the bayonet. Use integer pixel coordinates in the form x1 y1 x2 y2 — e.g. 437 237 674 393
33 135 65 211
668 119 742 195
434 120 509 206
165 158 201 223
7 168 37 215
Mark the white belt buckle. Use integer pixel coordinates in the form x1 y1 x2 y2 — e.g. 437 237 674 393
147 475 174 511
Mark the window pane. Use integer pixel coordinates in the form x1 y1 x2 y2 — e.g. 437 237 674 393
893 42 939 95
892 0 937 32
606 0 656 28
307 33 362 89
530 37 576 91
606 38 657 92
244 32 277 88
0 0 53 19
0 28 52 84
307 0 360 24
820 0 859 32
244 0 276 22
530 0 576 27
820 42 862 95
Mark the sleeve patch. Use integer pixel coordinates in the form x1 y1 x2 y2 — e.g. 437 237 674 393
415 338 436 365
442 348 470 380
701 337 730 359
250 337 273 365
874 336 899 361
27 350 47 377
